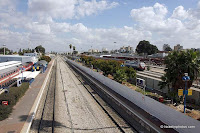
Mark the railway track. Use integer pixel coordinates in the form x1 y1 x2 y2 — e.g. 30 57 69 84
64 57 178 133
58 59 74 133
37 60 57 133
60 57 135 133
137 71 163 79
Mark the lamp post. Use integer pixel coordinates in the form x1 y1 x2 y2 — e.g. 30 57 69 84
113 42 116 54
182 73 190 114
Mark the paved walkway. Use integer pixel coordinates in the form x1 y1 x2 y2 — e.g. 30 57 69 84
0 59 54 133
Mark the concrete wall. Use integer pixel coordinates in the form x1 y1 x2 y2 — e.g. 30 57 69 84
187 87 200 105
66 58 200 133
137 74 200 105
136 74 168 94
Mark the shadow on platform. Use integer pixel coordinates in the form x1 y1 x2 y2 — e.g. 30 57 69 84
19 114 67 131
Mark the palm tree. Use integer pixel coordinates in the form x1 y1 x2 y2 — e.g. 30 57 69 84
73 46 76 55
69 44 72 55
159 50 200 101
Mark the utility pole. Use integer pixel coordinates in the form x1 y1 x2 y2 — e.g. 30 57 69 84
182 73 190 114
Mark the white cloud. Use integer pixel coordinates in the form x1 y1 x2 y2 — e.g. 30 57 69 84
76 0 118 17
172 6 188 20
28 0 118 19
131 3 167 22
130 2 200 49
25 22 51 34
1 1 200 53
28 0 77 19
198 1 200 8
0 0 17 12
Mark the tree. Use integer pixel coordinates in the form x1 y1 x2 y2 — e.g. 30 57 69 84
159 50 200 101
39 55 51 62
124 67 136 82
164 46 172 51
35 45 45 54
0 47 10 55
18 48 23 55
136 40 158 55
73 51 78 55
114 69 127 83
69 44 72 54
32 49 35 53
73 46 76 51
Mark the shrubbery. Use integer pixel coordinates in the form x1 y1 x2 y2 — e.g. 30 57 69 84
80 55 136 83
39 55 51 63
0 83 29 121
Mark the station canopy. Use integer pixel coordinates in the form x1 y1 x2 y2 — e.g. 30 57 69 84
14 71 40 79
37 60 47 66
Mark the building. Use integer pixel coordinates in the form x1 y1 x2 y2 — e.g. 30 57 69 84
163 44 170 51
24 51 39 58
174 44 183 51
0 55 37 64
88 49 100 53
119 46 133 53
102 48 109 53
148 51 169 58
24 51 39 63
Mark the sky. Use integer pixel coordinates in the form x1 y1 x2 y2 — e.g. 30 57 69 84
0 0 200 52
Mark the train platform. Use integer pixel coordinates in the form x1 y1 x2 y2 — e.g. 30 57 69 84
0 59 55 133
14 71 40 79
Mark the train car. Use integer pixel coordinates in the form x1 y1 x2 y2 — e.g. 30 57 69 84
124 60 145 71
0 61 33 88
100 55 112 58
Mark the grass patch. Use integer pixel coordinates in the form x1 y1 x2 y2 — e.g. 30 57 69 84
0 82 29 121
135 87 158 97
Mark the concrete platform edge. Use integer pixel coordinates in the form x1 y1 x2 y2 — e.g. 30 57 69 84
20 59 55 133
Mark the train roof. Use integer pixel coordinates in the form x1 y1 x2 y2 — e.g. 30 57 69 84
0 65 19 75
0 61 22 71
38 60 48 66
0 61 21 67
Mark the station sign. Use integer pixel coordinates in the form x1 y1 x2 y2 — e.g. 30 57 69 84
188 89 192 96
178 89 183 96
17 79 22 87
136 78 145 87
178 89 192 96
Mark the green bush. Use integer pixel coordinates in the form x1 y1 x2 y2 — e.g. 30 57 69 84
0 105 12 121
80 55 137 83
39 55 51 63
114 69 127 83
0 83 29 121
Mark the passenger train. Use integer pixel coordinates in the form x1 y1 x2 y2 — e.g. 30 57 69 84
0 61 33 88
124 60 145 71
100 55 164 66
